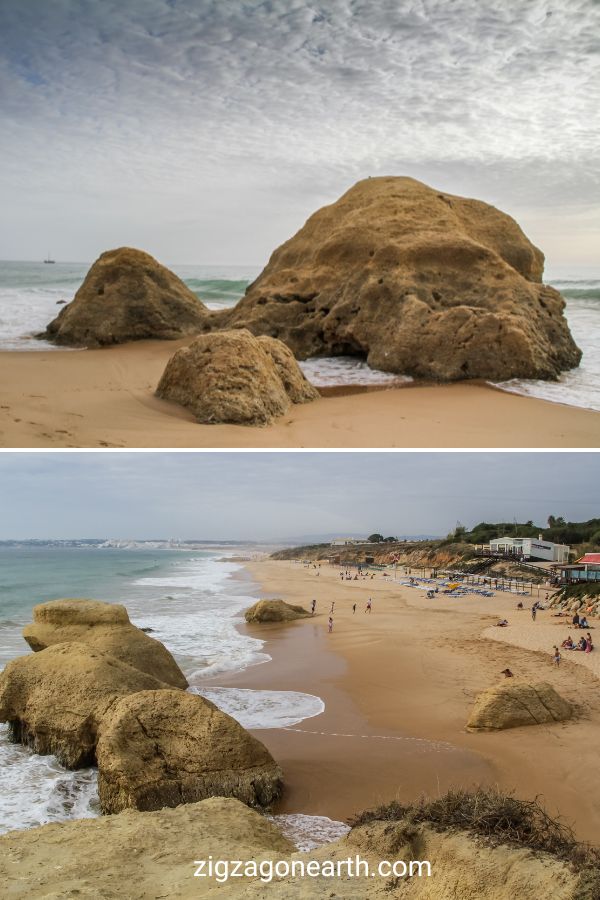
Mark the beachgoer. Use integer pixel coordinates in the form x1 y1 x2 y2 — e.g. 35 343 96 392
311 598 316 615
553 646 561 667
496 619 508 627
352 603 356 614
573 612 580 627
561 635 574 650
328 616 333 633
580 616 589 629
576 637 587 651
330 601 335 614
531 604 537 621
365 598 372 613
501 668 514 678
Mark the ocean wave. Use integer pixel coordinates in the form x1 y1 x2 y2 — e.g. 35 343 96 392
194 687 325 729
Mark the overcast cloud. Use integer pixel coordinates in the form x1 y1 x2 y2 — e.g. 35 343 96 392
0 452 597 540
1 0 599 267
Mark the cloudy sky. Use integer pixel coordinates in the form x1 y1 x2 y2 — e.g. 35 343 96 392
0 452 597 540
1 0 599 269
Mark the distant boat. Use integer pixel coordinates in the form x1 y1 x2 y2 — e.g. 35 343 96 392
44 252 55 264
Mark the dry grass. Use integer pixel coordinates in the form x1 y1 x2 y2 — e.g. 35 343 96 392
350 787 600 880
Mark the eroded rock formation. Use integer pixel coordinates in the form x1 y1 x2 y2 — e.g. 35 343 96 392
0 642 169 767
244 599 311 623
467 681 572 731
156 329 318 425
96 690 283 813
23 598 188 689
42 247 207 346
214 177 581 381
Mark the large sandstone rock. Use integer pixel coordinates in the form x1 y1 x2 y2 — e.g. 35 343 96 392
42 247 207 346
244 599 311 623
0 643 169 767
155 328 318 425
96 690 283 813
467 681 572 731
22 598 188 689
214 177 581 381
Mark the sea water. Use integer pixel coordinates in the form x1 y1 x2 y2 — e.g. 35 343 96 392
0 545 338 846
1 260 596 407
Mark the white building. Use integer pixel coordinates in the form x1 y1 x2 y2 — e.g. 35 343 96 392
489 535 570 563
330 537 362 546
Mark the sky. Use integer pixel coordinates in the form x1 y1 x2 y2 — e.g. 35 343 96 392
0 452 597 541
1 0 599 269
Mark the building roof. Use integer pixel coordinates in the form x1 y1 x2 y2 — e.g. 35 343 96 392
576 553 600 565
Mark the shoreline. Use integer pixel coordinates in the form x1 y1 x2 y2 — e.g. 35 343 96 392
0 341 599 447
213 559 600 843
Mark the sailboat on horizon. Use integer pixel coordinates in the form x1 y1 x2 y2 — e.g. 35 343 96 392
43 251 55 264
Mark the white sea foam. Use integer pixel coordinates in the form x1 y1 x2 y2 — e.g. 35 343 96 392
268 813 350 851
299 356 412 387
0 725 99 835
194 687 325 729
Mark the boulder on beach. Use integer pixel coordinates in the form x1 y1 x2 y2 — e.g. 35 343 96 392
214 177 581 381
0 642 170 767
244 599 311 623
42 247 207 347
467 681 572 732
155 328 318 425
96 690 283 814
23 598 188 689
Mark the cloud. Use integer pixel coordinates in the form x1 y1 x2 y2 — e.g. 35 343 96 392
0 0 598 263
0 452 598 541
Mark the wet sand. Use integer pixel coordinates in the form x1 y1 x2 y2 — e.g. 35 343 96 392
208 560 600 843
1 341 599 447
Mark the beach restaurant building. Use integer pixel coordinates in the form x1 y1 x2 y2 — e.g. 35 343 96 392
559 553 600 584
489 535 570 563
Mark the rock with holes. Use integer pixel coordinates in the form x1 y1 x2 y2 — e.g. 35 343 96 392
212 177 581 381
466 681 572 732
22 598 188 689
156 328 318 425
96 690 283 813
0 642 170 767
42 247 207 346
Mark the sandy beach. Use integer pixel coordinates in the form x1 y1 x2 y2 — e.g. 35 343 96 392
0 341 599 447
207 559 600 844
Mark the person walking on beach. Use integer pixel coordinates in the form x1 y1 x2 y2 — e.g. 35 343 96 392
328 616 333 633
365 598 372 613
330 600 335 614
531 603 537 621
553 646 561 667
311 598 316 615
352 603 356 614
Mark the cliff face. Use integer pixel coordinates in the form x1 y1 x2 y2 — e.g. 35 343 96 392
214 177 581 382
271 540 474 569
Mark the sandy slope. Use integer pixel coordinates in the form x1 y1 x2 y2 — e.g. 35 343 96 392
1 341 599 447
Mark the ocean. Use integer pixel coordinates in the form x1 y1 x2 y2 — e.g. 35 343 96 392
0 260 598 408
0 546 346 848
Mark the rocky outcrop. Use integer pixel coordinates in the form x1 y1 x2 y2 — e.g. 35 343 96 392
22 598 188 689
213 177 581 382
244 599 311 623
96 690 283 813
42 247 207 346
0 642 169 767
467 682 572 731
0 796 586 899
155 329 318 425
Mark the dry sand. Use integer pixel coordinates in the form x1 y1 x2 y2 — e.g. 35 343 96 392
1 341 599 447
207 560 600 844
